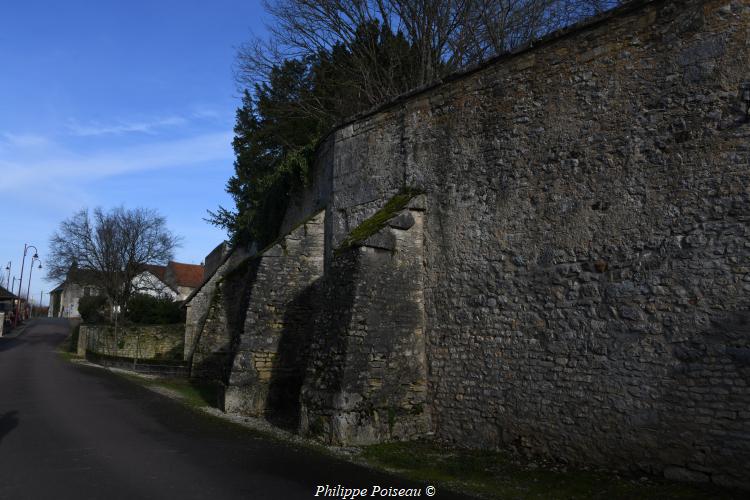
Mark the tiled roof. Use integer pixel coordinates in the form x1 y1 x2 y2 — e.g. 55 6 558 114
167 261 204 289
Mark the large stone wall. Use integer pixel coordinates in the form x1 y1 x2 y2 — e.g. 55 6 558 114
224 211 325 427
185 0 750 487
322 0 750 487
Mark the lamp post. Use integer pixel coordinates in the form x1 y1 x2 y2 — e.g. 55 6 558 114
4 262 10 290
11 276 18 323
26 258 42 318
14 244 38 327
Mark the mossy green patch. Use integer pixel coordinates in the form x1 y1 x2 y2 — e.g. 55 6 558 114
138 377 224 409
362 441 741 500
336 189 423 254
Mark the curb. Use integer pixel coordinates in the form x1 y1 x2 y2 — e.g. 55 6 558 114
1 322 30 339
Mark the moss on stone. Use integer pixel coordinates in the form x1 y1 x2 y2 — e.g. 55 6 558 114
337 188 423 254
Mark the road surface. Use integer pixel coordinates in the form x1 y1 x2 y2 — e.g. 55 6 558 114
0 318 466 500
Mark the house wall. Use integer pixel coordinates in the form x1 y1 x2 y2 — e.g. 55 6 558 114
175 286 194 301
60 283 86 318
132 272 177 299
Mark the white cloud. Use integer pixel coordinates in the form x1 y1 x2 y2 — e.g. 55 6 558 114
66 115 188 136
0 131 233 193
0 132 51 148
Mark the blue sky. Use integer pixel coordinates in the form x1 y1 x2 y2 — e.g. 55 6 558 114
0 0 267 305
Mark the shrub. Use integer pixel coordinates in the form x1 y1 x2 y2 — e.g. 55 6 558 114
78 295 108 324
126 294 183 325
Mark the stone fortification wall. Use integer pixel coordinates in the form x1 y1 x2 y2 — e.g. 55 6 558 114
224 211 325 425
184 0 749 487
185 248 251 380
80 324 184 360
324 0 750 487
300 201 430 444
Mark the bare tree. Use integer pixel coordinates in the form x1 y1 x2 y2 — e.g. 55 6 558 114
47 207 180 313
237 0 621 112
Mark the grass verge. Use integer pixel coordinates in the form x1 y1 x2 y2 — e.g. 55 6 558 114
136 377 224 409
361 440 742 500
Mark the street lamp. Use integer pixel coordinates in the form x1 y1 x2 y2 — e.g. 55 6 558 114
26 258 42 315
4 261 10 290
14 243 39 327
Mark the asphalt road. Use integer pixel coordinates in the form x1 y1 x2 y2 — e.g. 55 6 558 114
0 319 468 500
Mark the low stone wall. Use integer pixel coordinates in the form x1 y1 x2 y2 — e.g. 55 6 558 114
79 324 184 361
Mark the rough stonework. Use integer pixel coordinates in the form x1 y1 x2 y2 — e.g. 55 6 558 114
322 0 750 487
300 203 431 445
184 0 750 488
185 247 251 379
224 211 325 426
80 324 184 360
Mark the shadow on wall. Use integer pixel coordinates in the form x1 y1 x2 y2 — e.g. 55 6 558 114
264 280 323 431
193 258 260 385
297 251 360 439
0 410 19 446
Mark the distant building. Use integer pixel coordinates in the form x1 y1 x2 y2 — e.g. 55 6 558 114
48 265 101 319
1 285 21 330
49 261 204 318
